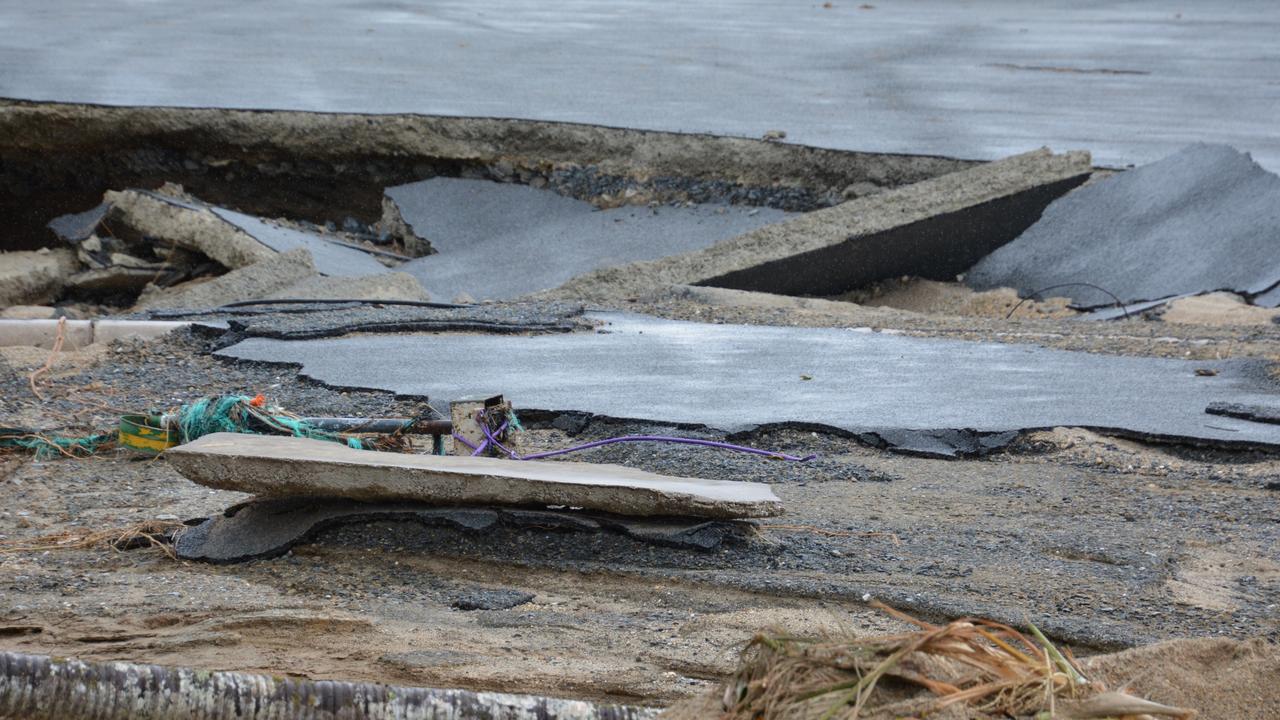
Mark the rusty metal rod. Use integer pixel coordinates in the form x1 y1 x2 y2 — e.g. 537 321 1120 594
299 417 452 435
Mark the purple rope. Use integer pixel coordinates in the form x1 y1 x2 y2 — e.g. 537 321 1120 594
477 417 815 462
451 432 491 457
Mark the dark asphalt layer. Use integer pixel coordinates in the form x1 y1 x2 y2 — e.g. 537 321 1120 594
3 2 1279 169
391 178 786 301
967 144 1280 308
217 312 1280 449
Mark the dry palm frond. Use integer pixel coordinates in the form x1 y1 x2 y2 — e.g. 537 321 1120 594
722 601 1195 720
0 520 185 559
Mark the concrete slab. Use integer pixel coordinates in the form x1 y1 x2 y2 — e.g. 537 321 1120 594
967 144 1280 308
3 2 1279 170
174 497 746 563
389 179 786 301
164 433 783 519
556 149 1090 299
217 312 1280 451
0 249 78 307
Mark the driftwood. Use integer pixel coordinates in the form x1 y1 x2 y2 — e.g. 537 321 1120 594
0 651 659 720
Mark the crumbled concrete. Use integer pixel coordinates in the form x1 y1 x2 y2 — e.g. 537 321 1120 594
267 272 430 302
390 178 787 301
0 248 79 306
552 149 1092 301
103 189 389 278
968 144 1280 308
377 196 431 257
164 433 785 519
136 248 317 310
105 189 277 270
64 266 158 296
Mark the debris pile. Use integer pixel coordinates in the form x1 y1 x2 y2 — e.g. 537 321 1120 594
4 185 430 314
2 101 1279 720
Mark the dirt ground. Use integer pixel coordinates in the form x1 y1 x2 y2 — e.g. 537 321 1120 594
1 292 1278 718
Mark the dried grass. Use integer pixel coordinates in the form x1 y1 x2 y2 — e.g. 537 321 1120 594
0 520 185 559
721 602 1195 719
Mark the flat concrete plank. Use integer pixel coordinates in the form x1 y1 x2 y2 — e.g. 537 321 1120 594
217 312 1280 449
558 150 1090 299
164 433 783 519
391 178 786 300
211 208 388 278
3 2 1279 170
967 144 1280 308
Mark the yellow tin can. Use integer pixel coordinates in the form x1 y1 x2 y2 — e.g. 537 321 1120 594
118 414 178 455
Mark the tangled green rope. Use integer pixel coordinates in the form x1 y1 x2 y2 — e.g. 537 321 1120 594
172 395 366 449
3 395 370 461
0 432 114 460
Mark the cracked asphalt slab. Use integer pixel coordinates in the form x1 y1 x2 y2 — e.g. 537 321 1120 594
217 311 1280 451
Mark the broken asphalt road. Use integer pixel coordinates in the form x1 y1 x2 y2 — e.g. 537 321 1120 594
552 149 1091 302
3 1 1279 169
388 178 787 301
968 144 1280 308
217 312 1280 453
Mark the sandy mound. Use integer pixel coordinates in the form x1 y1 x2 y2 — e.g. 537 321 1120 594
1158 292 1280 326
838 277 1077 319
1084 637 1280 720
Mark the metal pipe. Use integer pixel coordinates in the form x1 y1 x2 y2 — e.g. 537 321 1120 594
299 417 453 435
